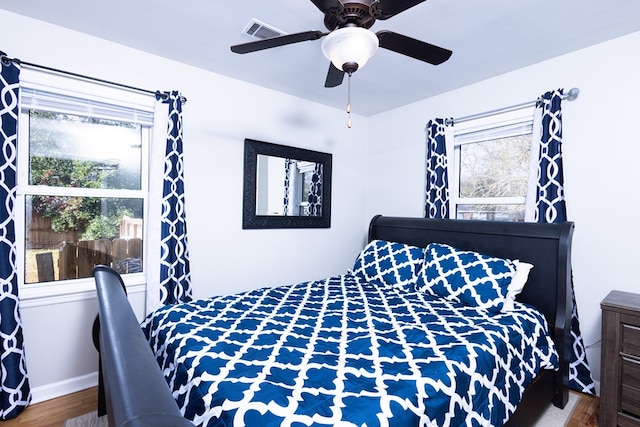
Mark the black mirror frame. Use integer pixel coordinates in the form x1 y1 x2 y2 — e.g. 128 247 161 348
242 138 332 229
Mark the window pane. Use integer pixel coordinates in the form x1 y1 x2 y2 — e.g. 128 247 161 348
459 134 531 198
24 196 143 284
29 111 142 190
456 204 525 222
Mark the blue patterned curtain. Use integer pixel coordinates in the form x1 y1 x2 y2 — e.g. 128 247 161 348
308 163 323 216
283 158 292 216
157 91 192 305
534 89 595 395
425 118 450 219
0 53 31 419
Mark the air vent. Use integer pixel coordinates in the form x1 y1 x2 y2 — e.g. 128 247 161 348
243 19 286 40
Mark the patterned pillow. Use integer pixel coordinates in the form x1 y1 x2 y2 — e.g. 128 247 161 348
351 240 425 287
415 243 517 313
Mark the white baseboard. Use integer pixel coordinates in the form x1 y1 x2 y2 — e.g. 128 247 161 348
30 371 98 404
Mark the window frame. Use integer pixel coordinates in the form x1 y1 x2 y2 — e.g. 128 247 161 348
15 69 157 302
448 107 535 221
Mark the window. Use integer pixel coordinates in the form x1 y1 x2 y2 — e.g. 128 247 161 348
16 70 155 296
449 108 534 221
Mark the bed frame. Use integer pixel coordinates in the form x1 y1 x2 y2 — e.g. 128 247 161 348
93 266 195 427
93 215 573 427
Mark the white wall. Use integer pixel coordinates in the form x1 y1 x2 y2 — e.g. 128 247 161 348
368 30 640 393
1 10 370 402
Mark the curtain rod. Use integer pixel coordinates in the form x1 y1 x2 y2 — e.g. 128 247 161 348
0 54 187 103
445 87 579 126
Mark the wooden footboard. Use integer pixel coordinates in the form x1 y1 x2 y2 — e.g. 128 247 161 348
93 265 194 427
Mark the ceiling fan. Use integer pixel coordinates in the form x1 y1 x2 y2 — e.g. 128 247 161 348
230 0 453 88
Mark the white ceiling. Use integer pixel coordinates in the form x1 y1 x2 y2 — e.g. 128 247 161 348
2 0 640 116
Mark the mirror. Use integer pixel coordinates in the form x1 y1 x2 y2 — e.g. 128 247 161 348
243 138 332 229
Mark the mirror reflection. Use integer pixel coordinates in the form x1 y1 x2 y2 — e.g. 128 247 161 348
256 155 323 217
243 138 332 229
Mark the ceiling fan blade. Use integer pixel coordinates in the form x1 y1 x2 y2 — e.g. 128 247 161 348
309 0 342 14
324 63 345 87
375 0 426 19
376 30 452 65
231 30 326 54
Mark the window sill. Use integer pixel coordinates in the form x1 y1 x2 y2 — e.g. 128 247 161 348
19 274 146 309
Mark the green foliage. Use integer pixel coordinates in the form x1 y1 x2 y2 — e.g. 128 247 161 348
82 208 134 240
28 110 142 237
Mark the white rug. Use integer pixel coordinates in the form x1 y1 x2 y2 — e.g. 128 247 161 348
64 411 107 427
533 391 580 426
64 392 579 427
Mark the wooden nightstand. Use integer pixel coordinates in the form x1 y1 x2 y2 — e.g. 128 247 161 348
600 290 640 427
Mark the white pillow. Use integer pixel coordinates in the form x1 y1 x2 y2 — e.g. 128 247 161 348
502 260 534 312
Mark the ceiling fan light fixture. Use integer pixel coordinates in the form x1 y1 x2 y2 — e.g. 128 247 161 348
321 27 379 73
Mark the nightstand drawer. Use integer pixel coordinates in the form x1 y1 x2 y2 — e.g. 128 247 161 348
619 411 640 427
623 323 640 357
622 357 640 417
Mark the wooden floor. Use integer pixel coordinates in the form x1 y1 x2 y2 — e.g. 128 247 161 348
2 388 99 427
3 387 599 426
566 392 600 427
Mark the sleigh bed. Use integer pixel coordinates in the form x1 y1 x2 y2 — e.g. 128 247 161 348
93 215 573 427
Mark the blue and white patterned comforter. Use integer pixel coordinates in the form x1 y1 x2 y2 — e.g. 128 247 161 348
142 274 558 427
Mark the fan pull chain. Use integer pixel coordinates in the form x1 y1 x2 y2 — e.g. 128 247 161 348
346 72 352 128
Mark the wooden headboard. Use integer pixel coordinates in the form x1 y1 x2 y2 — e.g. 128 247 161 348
368 215 574 417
